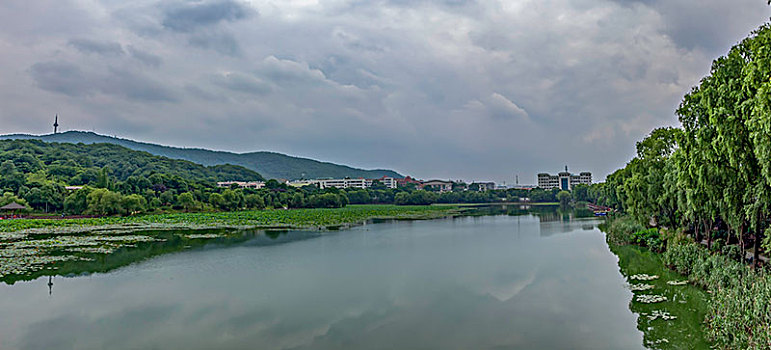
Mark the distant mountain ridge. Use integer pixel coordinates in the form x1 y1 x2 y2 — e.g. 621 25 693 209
0 131 402 180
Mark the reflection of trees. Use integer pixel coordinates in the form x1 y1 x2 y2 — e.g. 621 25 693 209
1 229 305 285
609 244 711 349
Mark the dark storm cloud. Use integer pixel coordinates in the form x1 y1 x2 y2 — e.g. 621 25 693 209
161 0 251 32
68 38 125 56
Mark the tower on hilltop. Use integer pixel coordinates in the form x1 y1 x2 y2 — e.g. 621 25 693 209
53 114 59 134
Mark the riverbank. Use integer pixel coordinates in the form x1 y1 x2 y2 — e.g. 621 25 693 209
0 205 462 235
0 205 462 284
603 215 771 349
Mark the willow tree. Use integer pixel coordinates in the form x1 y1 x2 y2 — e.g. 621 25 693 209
678 24 771 265
660 147 685 228
621 127 682 227
741 24 771 259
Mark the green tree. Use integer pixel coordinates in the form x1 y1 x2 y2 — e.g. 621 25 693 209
244 194 265 209
289 192 305 208
557 190 571 209
121 194 147 215
0 192 28 207
0 160 25 192
86 188 123 215
209 193 226 210
64 187 92 215
178 192 197 212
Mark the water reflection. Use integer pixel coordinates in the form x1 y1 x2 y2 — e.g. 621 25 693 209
0 212 646 350
610 244 711 349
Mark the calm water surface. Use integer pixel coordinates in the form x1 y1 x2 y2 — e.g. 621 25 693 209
0 214 648 349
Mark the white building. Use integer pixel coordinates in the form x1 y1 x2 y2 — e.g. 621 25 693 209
288 177 398 190
420 180 454 192
367 177 398 189
537 167 592 190
217 181 265 189
472 182 496 192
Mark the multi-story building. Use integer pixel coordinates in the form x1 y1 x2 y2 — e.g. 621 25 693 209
419 180 454 192
287 177 399 190
471 182 496 192
396 176 422 188
367 176 398 189
537 167 592 190
217 181 265 189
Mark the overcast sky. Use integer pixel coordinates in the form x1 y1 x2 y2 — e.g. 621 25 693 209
0 1 769 184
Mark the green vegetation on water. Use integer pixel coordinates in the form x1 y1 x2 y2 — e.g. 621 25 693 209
611 244 711 349
604 215 771 349
0 205 460 284
0 205 459 234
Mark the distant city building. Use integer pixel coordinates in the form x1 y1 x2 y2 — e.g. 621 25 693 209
396 176 422 188
371 176 398 189
286 177 398 190
217 181 265 189
471 182 496 192
287 180 317 188
419 180 454 192
537 166 592 190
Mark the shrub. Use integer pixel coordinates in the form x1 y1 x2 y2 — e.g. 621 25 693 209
632 228 664 252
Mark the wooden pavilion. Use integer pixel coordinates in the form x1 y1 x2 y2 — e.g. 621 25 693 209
0 202 29 218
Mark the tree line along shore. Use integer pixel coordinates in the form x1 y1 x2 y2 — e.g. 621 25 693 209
591 23 771 349
0 138 585 218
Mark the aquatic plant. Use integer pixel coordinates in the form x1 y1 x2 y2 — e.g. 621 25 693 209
628 283 655 291
667 280 688 286
636 294 667 303
630 274 659 281
0 205 461 282
184 233 223 239
645 310 677 321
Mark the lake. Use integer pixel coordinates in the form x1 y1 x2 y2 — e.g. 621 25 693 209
0 209 708 349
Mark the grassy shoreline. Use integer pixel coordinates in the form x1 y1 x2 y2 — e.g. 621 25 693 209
0 205 463 236
603 215 771 349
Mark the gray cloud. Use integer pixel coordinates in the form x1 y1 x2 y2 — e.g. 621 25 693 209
212 72 272 95
29 61 91 96
68 38 125 56
29 60 177 102
161 0 250 32
102 68 178 102
127 46 163 67
3 0 771 183
188 31 242 56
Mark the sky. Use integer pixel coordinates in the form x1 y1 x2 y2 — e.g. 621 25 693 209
0 0 769 184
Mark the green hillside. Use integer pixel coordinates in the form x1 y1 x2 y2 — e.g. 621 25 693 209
0 139 263 186
0 131 402 180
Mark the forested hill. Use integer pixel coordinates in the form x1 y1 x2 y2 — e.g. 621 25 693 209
0 131 403 180
0 139 263 188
